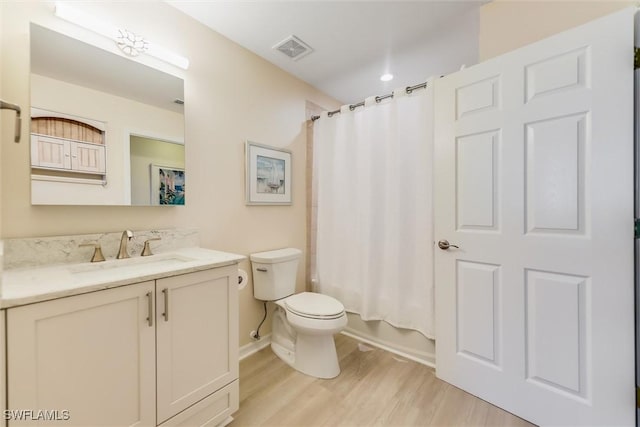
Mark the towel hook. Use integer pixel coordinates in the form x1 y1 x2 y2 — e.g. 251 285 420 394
0 100 22 143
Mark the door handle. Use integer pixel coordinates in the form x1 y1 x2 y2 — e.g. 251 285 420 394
438 240 459 250
146 292 153 327
162 288 169 322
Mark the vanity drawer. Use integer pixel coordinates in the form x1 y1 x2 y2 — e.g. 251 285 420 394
159 380 239 427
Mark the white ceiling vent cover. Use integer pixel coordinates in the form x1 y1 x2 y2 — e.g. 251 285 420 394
273 35 314 61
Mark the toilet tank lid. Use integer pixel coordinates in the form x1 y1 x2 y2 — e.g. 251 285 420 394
250 248 302 263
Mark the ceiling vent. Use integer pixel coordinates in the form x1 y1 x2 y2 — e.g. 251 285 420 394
273 35 313 61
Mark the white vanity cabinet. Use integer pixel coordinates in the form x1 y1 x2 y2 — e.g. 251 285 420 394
5 265 239 427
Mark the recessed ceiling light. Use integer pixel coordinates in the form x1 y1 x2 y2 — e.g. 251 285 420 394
380 73 394 82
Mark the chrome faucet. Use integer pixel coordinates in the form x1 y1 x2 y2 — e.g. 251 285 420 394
116 230 134 259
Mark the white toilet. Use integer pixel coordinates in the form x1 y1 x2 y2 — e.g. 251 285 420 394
250 248 347 379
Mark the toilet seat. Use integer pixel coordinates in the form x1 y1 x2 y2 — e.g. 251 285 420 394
284 292 345 320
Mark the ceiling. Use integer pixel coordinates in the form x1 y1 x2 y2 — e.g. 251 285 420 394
168 1 485 105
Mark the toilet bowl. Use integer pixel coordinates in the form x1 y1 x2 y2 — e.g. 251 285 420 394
272 292 347 379
250 248 347 379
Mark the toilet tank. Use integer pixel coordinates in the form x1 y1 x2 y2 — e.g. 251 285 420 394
250 248 302 301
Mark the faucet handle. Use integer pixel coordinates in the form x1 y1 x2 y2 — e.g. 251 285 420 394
141 237 162 257
79 242 106 263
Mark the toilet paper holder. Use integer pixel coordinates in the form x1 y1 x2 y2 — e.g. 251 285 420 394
238 268 249 290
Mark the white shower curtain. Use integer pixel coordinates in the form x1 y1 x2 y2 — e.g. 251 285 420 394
313 79 435 339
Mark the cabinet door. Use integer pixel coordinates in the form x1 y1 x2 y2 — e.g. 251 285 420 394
70 141 106 174
31 135 71 170
156 266 239 424
7 283 156 427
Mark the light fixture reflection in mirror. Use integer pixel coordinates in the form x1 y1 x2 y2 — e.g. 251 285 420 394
29 23 185 206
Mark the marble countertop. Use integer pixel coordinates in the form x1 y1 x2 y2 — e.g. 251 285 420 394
1 247 245 309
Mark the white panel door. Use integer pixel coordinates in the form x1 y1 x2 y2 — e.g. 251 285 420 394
156 266 239 424
7 283 156 427
434 8 635 426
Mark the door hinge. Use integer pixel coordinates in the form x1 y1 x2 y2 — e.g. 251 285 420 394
637 387 640 408
635 47 640 69
635 218 640 239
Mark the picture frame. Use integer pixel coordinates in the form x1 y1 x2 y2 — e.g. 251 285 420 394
245 141 292 205
150 164 185 205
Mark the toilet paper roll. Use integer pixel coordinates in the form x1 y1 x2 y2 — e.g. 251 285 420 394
237 269 249 290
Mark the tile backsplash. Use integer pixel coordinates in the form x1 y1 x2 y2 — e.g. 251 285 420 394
4 229 199 270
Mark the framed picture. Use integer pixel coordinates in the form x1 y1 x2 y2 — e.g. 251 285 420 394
150 164 185 205
245 141 292 205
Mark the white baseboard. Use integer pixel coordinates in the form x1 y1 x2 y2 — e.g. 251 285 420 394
239 334 272 361
239 330 435 367
341 329 435 368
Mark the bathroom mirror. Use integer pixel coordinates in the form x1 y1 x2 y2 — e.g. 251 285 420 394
29 23 185 206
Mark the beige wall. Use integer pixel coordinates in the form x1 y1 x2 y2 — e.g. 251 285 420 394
479 0 633 61
0 1 339 346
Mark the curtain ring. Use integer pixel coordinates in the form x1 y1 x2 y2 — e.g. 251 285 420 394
349 105 356 111
375 96 381 103
328 111 335 117
406 86 413 94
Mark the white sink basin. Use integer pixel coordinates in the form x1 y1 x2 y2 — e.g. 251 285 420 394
68 253 195 275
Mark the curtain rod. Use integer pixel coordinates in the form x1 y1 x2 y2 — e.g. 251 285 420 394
310 81 428 122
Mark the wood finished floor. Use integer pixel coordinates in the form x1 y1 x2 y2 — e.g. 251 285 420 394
230 334 535 427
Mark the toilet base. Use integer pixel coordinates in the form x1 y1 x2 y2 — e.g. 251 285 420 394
271 334 341 379
271 341 295 367
271 305 343 379
293 333 341 379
